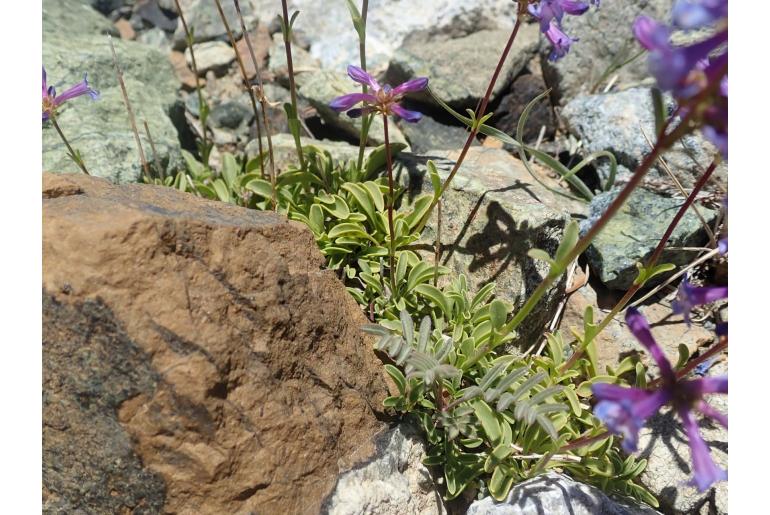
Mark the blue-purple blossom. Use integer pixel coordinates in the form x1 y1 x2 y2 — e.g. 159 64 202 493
528 0 600 61
329 65 428 122
633 0 727 157
42 67 99 122
592 308 727 491
671 275 728 325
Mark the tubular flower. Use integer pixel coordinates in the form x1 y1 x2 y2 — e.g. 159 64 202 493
528 0 600 61
671 275 728 325
632 0 727 157
329 65 428 122
42 66 100 122
592 308 727 491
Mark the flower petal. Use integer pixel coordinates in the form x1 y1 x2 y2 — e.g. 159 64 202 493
392 77 428 96
672 0 728 30
679 407 727 491
54 74 100 105
695 376 728 395
593 388 670 453
592 383 649 402
671 276 728 325
696 400 728 429
329 92 376 112
347 65 380 90
391 104 422 123
625 307 675 382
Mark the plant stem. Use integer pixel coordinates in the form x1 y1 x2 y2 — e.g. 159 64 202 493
214 0 266 183
383 113 397 293
434 199 442 286
234 0 277 209
143 120 164 180
415 5 526 233
559 159 719 372
50 116 90 176
108 35 151 183
174 0 211 166
355 0 371 174
281 0 305 170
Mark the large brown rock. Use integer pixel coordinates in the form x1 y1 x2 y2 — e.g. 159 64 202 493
42 173 390 514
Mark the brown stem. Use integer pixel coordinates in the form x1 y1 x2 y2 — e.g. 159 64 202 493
559 159 719 372
143 120 164 180
433 199 442 286
415 7 526 232
234 0 277 209
108 35 150 182
356 0 370 173
383 114 397 293
214 0 265 180
50 116 90 176
174 0 210 165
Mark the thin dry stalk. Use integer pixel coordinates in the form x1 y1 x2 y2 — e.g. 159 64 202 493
213 0 266 180
108 35 150 182
234 0 277 209
433 199 442 286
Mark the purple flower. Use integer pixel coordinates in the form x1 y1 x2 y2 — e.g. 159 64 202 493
592 308 727 491
632 1 727 158
329 65 427 123
671 275 728 325
528 0 599 61
42 66 100 122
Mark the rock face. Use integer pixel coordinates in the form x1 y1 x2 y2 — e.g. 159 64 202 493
494 72 556 144
252 0 519 70
638 360 728 515
386 25 540 110
398 115 478 155
541 0 672 103
580 187 717 291
185 41 235 76
324 423 446 515
172 0 256 49
466 472 662 515
43 0 182 183
42 173 390 514
561 87 728 190
398 148 586 348
45 0 118 36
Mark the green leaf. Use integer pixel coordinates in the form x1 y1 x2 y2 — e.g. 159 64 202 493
554 220 579 265
489 300 508 330
364 142 407 179
427 160 442 196
342 182 376 221
414 284 452 317
212 178 231 203
323 196 351 219
308 204 325 235
363 181 385 212
395 252 409 286
221 152 239 189
245 178 273 198
545 332 564 365
181 149 205 177
633 262 677 286
676 343 690 370
472 399 502 444
488 465 515 501
404 194 434 230
328 222 374 242
563 386 582 416
384 364 407 395
651 87 667 137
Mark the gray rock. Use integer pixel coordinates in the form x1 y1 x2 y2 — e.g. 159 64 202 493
467 472 662 515
172 0 256 49
298 70 408 147
495 72 556 144
44 0 118 36
137 26 172 53
324 424 446 515
210 100 253 130
562 87 727 190
43 9 182 183
387 25 540 110
185 41 235 76
398 147 586 348
252 0 518 70
580 187 718 290
87 0 128 16
638 361 728 514
268 33 321 89
540 0 672 103
398 115 478 155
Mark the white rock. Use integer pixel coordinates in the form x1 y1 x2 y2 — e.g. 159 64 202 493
185 41 235 76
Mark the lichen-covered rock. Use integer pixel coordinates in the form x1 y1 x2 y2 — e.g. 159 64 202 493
44 0 118 36
581 187 718 291
268 32 321 88
324 423 446 515
43 0 182 183
467 472 662 514
638 361 728 514
172 0 256 49
540 0 672 103
386 25 540 110
185 41 235 76
562 87 727 190
398 115 479 154
42 173 390 514
398 148 586 349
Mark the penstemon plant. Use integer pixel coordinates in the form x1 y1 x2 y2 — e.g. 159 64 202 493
58 0 728 507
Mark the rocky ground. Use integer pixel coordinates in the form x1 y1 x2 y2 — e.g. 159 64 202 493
43 1 727 514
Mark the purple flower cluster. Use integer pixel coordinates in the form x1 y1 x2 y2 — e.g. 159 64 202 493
592 308 727 491
528 0 600 61
633 0 728 157
42 67 99 122
329 65 428 122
